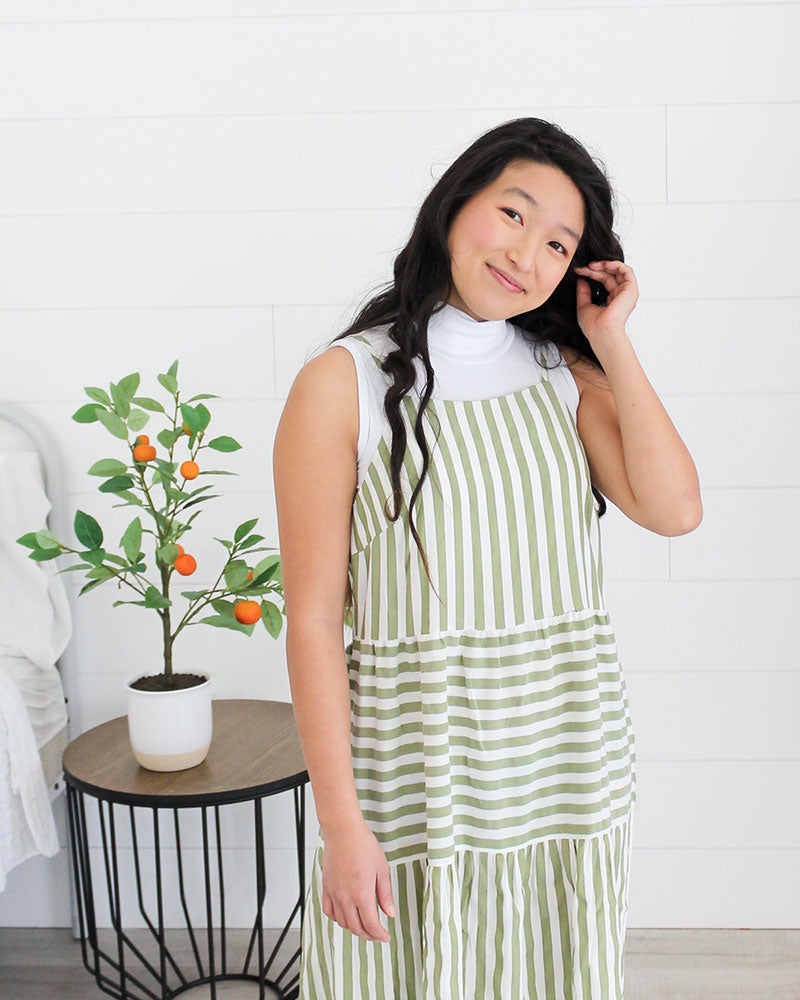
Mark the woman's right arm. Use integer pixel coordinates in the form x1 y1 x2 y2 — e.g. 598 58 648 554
272 344 365 840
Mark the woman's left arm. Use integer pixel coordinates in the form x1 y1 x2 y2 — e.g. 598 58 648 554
569 259 703 537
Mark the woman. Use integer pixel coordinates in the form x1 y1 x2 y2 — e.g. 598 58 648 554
274 117 702 999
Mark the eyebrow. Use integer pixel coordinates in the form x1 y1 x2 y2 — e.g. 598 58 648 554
501 186 582 245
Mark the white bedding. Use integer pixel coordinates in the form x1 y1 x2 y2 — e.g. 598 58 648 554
0 451 72 891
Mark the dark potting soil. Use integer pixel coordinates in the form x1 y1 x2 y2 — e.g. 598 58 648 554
130 673 208 692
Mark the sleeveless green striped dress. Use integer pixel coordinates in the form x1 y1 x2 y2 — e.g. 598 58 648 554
298 332 638 999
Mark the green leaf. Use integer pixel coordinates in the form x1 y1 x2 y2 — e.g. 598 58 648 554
104 553 129 567
80 548 106 567
109 381 130 419
195 403 211 429
213 536 233 551
261 601 283 638
85 564 116 581
72 403 103 423
237 534 265 550
234 518 259 544
132 396 166 413
197 614 254 635
88 458 128 477
55 563 93 574
99 475 135 493
211 598 236 618
78 578 107 595
112 599 148 607
157 542 179 566
16 531 41 550
96 408 128 439
117 373 140 399
127 409 150 432
206 436 241 453
183 494 221 510
112 491 144 506
167 360 179 378
181 590 207 601
154 459 178 477
252 555 280 584
84 386 111 405
186 393 219 402
179 402 205 434
34 529 61 550
30 547 62 562
144 586 171 609
74 510 103 549
157 427 182 449
223 561 250 591
120 517 142 564
158 373 178 394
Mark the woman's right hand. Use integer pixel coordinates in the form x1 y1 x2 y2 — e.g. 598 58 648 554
320 820 397 943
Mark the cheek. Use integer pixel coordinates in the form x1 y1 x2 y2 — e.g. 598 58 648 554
468 214 500 253
451 209 498 259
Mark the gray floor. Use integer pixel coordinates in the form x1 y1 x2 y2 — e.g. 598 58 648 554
1 926 799 998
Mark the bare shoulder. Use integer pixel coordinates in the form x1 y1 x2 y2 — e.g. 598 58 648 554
559 344 610 397
276 343 360 456
272 343 361 630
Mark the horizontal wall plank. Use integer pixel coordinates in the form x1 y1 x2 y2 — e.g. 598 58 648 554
0 7 796 119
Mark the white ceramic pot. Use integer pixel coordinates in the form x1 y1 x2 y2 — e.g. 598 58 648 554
126 672 213 772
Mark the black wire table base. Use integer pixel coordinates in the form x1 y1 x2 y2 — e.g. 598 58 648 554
65 782 306 1000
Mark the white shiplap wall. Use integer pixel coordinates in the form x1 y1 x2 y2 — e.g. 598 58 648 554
0 0 797 930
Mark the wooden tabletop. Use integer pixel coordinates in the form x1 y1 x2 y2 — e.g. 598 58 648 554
62 699 309 806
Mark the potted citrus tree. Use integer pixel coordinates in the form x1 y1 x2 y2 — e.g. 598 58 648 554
17 360 284 772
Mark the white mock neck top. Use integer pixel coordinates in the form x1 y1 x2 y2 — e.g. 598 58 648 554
326 300 580 488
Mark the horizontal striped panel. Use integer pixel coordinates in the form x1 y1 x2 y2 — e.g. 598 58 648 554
346 610 637 864
299 810 634 1000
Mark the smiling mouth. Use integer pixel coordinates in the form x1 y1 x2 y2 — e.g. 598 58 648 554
487 263 525 292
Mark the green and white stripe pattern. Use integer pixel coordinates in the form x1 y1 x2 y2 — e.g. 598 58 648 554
299 334 637 999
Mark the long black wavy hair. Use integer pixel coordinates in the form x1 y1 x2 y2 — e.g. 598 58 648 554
325 116 624 605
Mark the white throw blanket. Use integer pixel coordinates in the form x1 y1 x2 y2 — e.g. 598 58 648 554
0 450 72 891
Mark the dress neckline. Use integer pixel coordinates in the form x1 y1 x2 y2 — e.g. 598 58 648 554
410 376 552 409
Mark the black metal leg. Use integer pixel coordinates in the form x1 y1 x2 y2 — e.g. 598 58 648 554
255 798 266 999
214 805 226 976
200 806 217 999
64 780 308 1000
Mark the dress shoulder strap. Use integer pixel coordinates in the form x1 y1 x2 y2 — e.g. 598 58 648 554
533 339 557 382
348 332 386 372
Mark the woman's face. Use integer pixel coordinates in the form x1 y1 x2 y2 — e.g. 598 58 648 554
446 160 585 321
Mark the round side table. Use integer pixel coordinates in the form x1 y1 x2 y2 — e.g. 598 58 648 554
62 698 309 1000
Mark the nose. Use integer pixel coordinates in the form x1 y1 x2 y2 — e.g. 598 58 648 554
505 242 537 283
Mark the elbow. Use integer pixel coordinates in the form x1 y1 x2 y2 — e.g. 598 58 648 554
672 498 704 536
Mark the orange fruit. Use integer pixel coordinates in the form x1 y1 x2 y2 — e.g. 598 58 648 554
173 553 197 576
246 570 253 580
133 443 156 462
174 544 185 557
234 600 261 625
180 460 199 480
136 434 149 445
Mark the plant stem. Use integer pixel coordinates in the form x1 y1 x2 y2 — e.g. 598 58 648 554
159 562 173 678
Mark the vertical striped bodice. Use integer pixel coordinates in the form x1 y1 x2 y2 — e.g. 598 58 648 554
348 340 604 641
